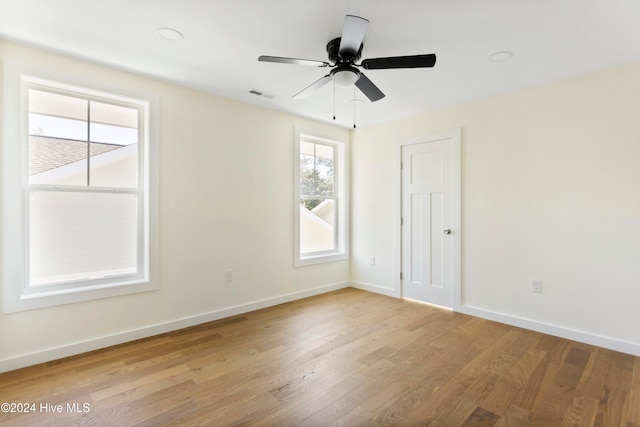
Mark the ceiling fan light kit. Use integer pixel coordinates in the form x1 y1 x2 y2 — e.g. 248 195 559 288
332 68 360 86
258 14 437 104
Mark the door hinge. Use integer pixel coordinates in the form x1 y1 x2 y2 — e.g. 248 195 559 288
400 272 403 280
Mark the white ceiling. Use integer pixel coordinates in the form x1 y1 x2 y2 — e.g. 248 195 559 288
2 0 640 129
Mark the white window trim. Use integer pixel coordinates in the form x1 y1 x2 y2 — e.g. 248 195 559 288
294 128 349 267
2 60 160 313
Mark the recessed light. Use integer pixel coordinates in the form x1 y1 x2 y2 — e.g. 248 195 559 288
157 27 184 41
489 51 514 62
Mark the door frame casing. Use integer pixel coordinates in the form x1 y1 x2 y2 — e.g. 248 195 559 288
394 128 462 310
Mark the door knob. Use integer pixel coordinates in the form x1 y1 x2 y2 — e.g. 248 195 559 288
443 229 452 235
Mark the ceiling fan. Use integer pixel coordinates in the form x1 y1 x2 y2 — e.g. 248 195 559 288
258 15 436 102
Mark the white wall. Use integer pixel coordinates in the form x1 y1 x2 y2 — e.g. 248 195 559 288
0 40 350 371
2 39 639 371
351 61 640 353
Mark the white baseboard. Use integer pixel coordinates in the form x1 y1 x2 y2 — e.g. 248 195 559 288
349 281 400 298
458 304 640 357
0 281 349 373
351 281 640 357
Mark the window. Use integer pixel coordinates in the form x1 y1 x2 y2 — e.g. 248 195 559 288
3 68 158 312
294 130 348 266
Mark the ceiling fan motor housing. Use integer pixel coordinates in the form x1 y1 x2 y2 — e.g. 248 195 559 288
327 37 363 64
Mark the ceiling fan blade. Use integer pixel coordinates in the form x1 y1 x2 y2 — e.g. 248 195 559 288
293 75 332 99
259 55 330 67
355 73 385 102
339 15 369 58
361 54 436 69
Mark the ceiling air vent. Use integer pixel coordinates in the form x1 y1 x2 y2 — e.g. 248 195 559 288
249 89 277 100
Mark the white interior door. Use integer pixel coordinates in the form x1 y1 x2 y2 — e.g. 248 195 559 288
401 135 458 308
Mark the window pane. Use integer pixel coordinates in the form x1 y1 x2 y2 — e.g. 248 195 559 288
89 143 138 188
300 198 335 254
89 102 139 188
29 191 138 287
28 89 89 186
299 143 334 197
29 136 88 186
28 89 88 140
89 101 138 145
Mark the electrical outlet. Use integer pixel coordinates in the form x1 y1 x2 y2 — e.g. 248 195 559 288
370 256 376 266
224 270 233 283
531 279 542 293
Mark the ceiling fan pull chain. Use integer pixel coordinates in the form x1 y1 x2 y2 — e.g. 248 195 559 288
353 86 357 128
333 79 336 120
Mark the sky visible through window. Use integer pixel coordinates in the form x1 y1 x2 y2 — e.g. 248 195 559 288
28 88 139 146
29 113 138 145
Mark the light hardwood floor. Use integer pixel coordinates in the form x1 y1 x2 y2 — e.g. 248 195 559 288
1 288 639 426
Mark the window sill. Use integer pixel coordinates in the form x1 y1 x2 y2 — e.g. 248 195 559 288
295 252 348 267
4 279 158 313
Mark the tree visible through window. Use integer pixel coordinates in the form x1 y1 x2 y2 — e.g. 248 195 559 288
300 141 334 211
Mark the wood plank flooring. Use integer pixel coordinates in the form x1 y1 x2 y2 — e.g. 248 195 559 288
1 288 638 426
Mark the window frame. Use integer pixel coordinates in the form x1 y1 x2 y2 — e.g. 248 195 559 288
294 128 348 266
2 62 159 313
